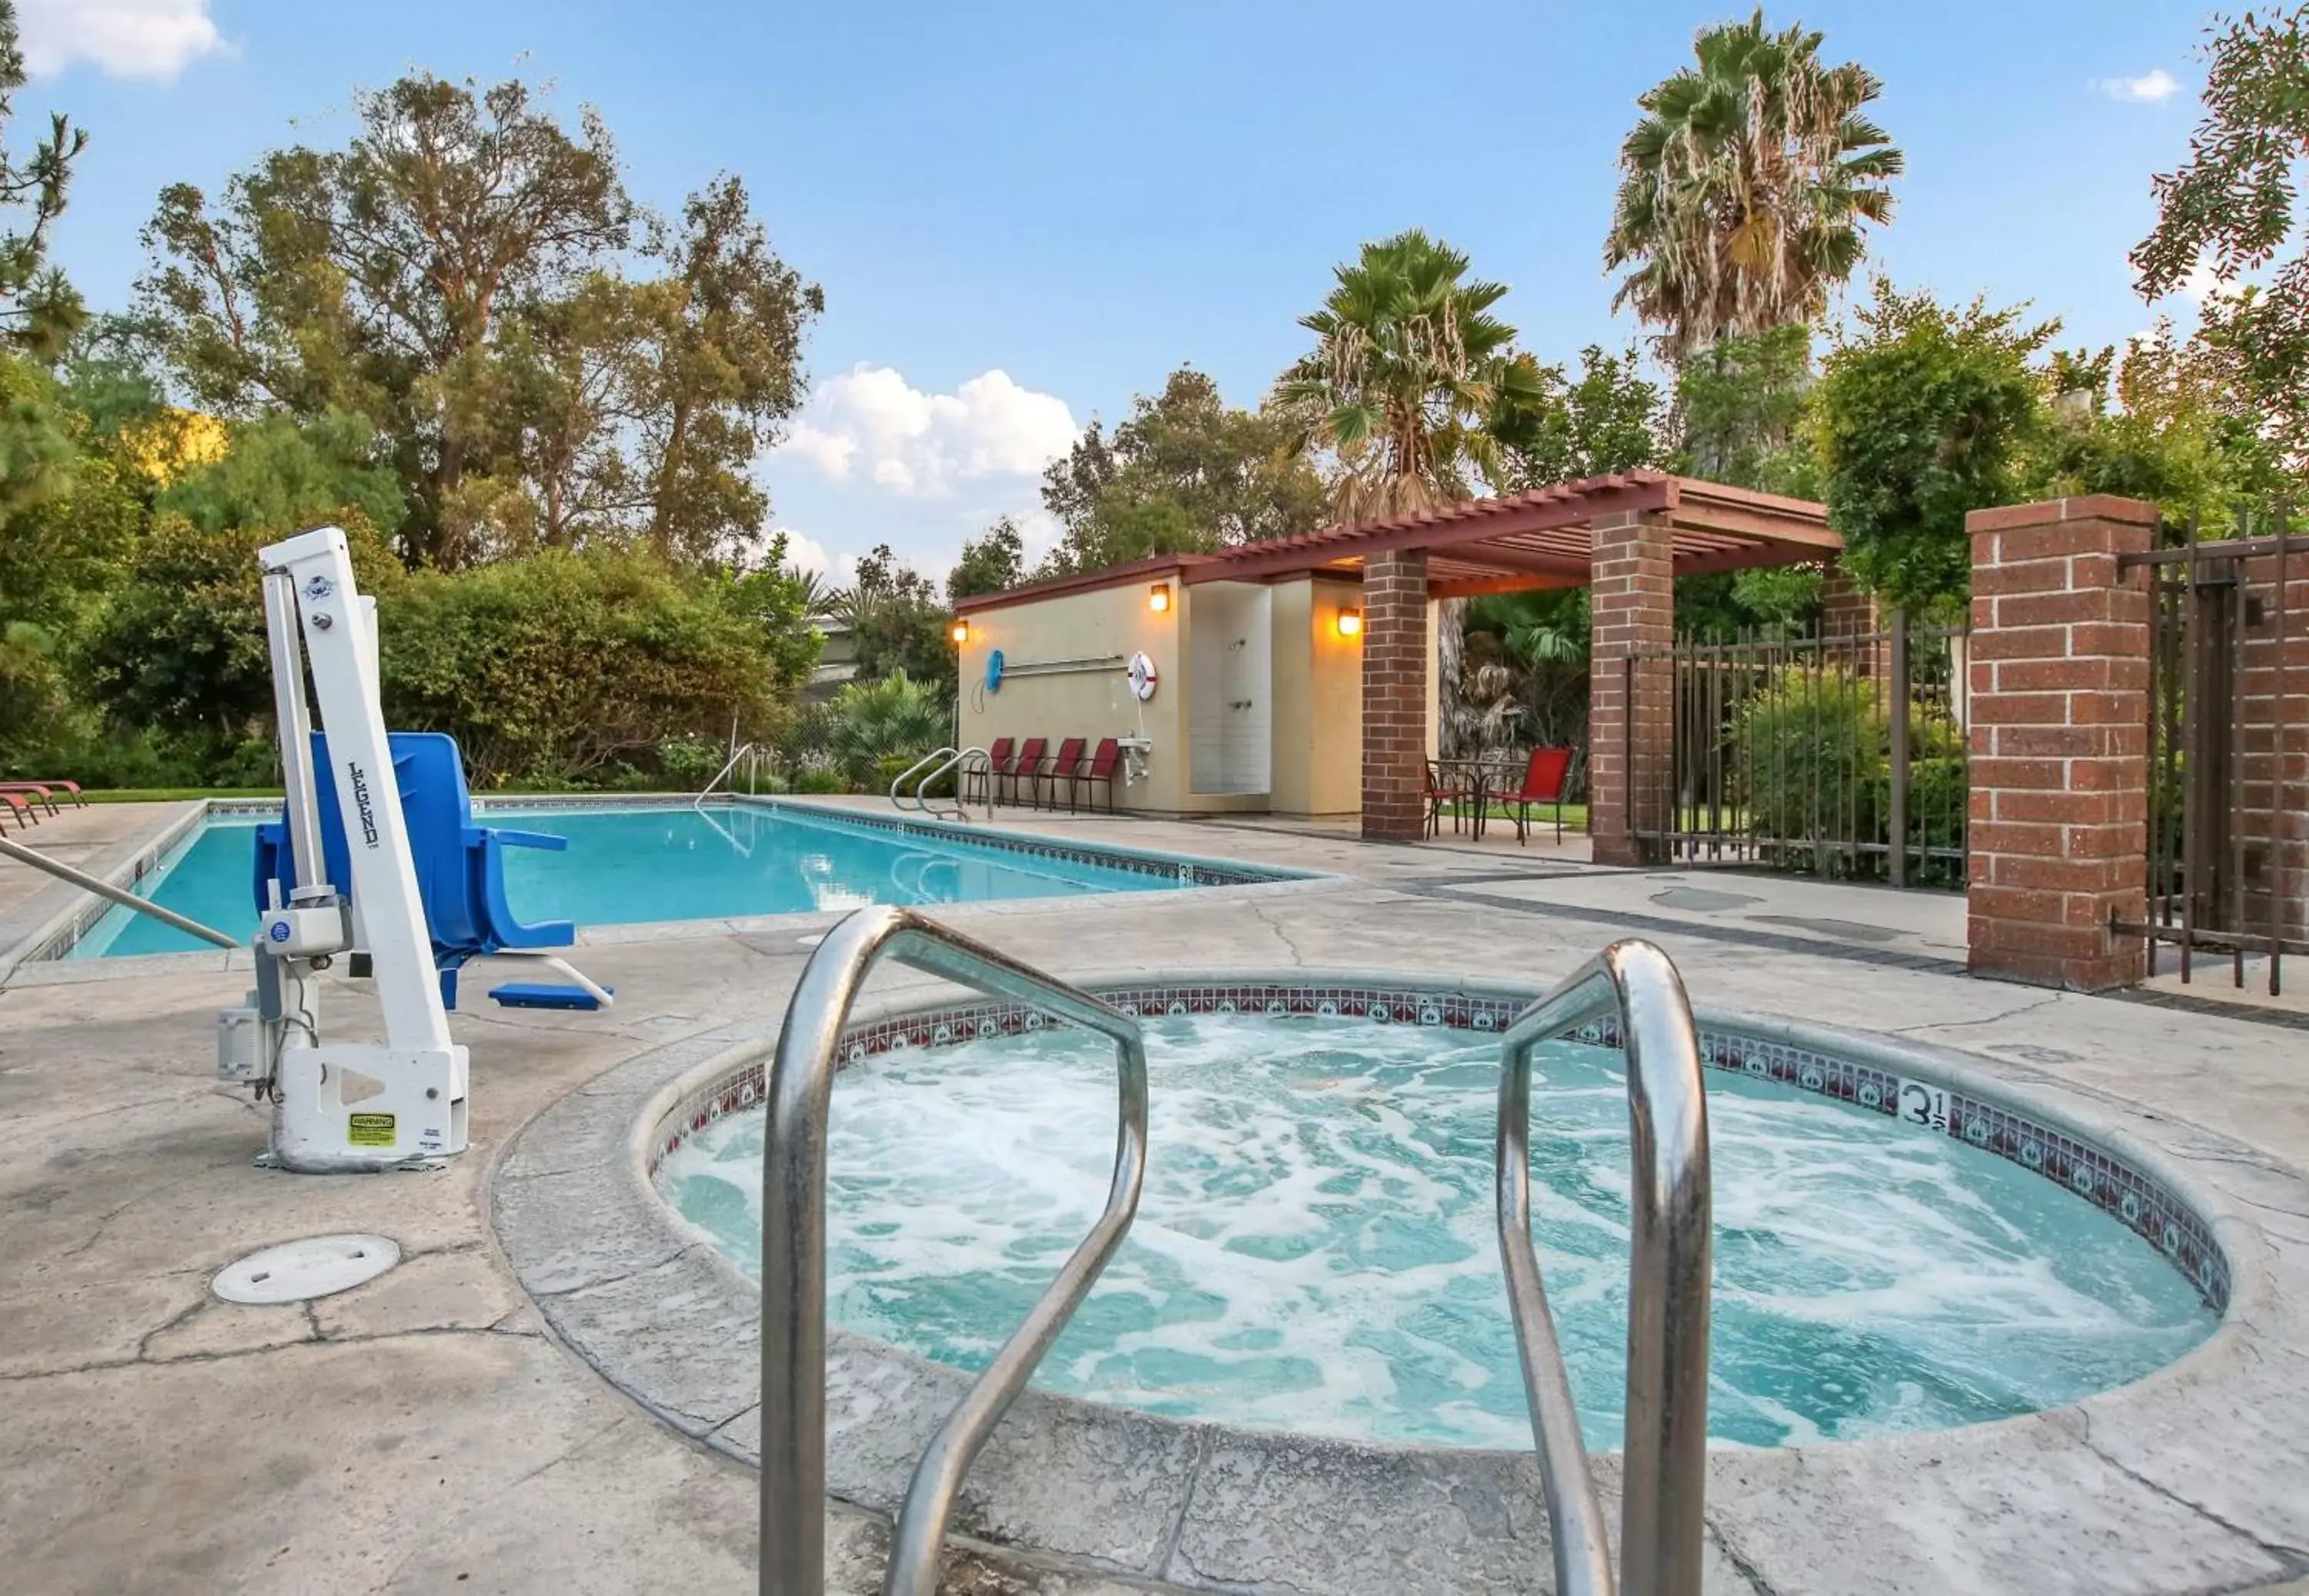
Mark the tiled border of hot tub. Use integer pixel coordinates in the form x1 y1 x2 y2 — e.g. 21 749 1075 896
642 977 2232 1312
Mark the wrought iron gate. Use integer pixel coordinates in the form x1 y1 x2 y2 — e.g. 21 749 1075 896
1630 614 1970 888
2117 513 2303 996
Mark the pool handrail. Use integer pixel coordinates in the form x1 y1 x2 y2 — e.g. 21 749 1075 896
696 741 761 809
1495 939 1712 1596
888 746 990 822
757 904 1149 1596
0 830 240 950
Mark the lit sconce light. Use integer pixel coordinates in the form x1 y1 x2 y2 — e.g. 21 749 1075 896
1336 607 1364 638
1148 583 1172 614
950 617 971 645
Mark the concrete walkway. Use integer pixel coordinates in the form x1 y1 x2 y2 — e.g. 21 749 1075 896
2 800 2304 1594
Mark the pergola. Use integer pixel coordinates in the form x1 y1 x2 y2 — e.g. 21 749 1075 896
1187 470 1843 847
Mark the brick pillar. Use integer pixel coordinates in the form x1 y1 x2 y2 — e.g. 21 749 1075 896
1589 510 1675 866
1965 496 2157 990
1361 550 1429 842
1819 563 1880 638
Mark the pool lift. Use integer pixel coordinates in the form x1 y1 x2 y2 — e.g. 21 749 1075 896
211 524 606 1174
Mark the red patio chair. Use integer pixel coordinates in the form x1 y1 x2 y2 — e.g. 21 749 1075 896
0 791 35 831
0 783 59 817
1425 760 1476 838
1499 746 1577 846
969 736 1012 808
1008 737 1046 809
1071 737 1121 813
12 779 85 808
1045 736 1085 812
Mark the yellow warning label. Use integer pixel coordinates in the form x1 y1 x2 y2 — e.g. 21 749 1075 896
348 1113 396 1147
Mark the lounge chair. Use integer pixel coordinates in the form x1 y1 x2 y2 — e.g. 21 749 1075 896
1045 736 1085 811
1071 737 1121 813
0 783 62 817
8 779 84 809
0 791 35 831
1496 746 1578 845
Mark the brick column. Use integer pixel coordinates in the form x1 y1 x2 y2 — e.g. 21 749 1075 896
1589 510 1674 866
1965 496 2157 990
1361 550 1429 842
1819 562 1881 638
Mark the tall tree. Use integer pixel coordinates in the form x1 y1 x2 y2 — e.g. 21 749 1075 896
1606 11 1900 362
135 73 818 569
2134 4 2309 462
1277 229 1529 755
1810 281 2053 616
1275 230 1522 518
948 515 1027 603
1039 367 1325 574
0 0 86 357
1489 345 1667 489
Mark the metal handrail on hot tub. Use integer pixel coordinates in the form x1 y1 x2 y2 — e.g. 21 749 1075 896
1495 940 1713 1596
757 905 1149 1596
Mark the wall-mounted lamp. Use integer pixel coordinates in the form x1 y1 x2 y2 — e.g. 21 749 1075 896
1148 583 1172 614
949 617 971 645
1335 607 1364 639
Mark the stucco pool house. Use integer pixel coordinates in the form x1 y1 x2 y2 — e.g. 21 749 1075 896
952 469 1844 851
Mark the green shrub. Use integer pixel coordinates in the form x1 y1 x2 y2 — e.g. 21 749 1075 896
791 764 848 795
1732 664 1966 881
827 670 949 786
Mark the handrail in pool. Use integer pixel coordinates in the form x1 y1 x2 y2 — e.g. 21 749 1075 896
757 904 1149 1596
695 741 762 809
888 745 989 822
1496 939 1712 1596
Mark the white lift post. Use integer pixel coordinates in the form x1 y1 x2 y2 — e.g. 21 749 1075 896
219 525 469 1172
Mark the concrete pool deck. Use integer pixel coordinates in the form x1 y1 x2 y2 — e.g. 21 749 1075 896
2 798 2307 1594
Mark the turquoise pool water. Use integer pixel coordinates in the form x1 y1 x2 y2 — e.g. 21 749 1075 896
659 1013 2217 1451
66 804 1207 959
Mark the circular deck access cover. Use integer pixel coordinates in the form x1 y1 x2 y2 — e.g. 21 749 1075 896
212 1234 401 1304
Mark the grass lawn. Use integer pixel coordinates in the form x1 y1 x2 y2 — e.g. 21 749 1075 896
84 787 286 803
1432 800 1590 833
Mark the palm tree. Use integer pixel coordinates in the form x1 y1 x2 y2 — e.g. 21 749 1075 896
1605 10 1901 362
1277 229 1530 753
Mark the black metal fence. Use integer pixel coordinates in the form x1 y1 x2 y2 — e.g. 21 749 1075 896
1630 615 1969 888
2117 513 2304 996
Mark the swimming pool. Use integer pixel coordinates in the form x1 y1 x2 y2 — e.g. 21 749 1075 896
657 1003 2220 1451
62 801 1288 959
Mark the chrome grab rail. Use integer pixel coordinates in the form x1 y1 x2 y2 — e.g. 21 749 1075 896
887 746 954 813
696 741 760 809
759 905 1149 1596
887 746 989 822
1496 940 1712 1596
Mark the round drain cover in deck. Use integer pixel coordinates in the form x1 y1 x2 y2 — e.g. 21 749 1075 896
211 1234 401 1304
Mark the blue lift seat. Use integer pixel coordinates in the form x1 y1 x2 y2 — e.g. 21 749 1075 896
254 732 578 1010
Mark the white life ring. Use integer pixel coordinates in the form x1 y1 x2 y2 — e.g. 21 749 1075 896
1126 651 1159 702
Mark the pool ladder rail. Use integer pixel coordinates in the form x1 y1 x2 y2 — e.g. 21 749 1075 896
757 911 1712 1596
889 746 991 822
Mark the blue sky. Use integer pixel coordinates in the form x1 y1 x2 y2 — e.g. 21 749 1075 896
26 0 2217 581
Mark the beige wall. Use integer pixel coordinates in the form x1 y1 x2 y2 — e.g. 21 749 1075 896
956 580 1265 814
1269 577 1365 817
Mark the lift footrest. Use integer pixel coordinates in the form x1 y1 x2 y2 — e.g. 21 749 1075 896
489 982 612 1011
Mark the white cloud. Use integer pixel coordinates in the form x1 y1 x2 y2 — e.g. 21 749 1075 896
778 365 1078 499
19 0 222 79
2100 68 2181 104
2179 257 2225 303
773 528 859 588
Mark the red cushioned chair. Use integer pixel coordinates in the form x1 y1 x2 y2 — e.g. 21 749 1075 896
1007 736 1047 809
1071 737 1121 813
1425 760 1476 838
1499 746 1578 846
970 736 1013 808
1044 736 1085 812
